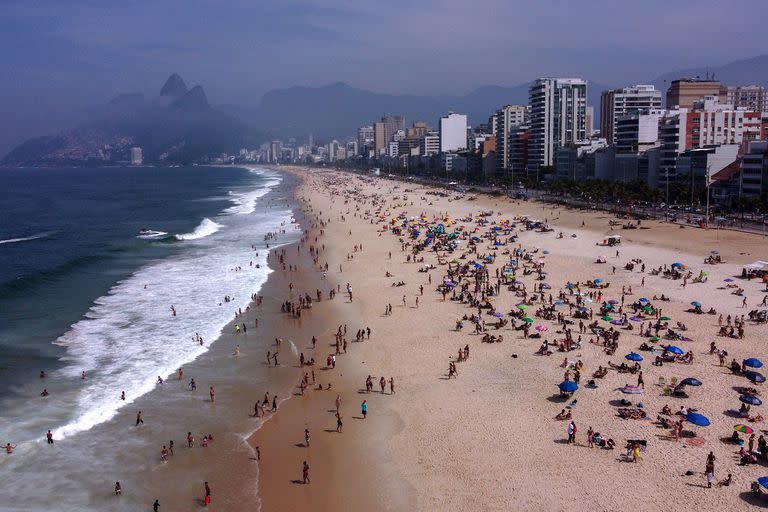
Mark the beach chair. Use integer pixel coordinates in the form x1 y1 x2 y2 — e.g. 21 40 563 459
657 376 666 387
670 377 678 387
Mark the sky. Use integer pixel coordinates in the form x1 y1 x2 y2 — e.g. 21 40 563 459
1 0 767 154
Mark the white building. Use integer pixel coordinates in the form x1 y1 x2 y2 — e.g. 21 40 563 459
529 78 588 170
599 85 662 144
130 147 143 165
615 109 665 154
421 133 440 156
439 112 468 153
494 105 528 171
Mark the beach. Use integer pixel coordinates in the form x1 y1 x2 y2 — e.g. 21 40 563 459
3 164 768 511
250 166 768 511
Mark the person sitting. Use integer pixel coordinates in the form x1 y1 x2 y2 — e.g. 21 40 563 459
555 409 571 420
661 404 672 416
731 430 743 444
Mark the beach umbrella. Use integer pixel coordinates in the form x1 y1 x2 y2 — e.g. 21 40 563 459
642 306 653 312
758 477 768 489
554 300 565 305
745 371 766 383
522 317 534 323
611 319 624 325
594 278 604 284
724 278 734 282
517 304 528 310
649 336 660 342
680 377 702 386
744 358 763 369
602 315 613 321
671 262 684 268
558 381 578 393
543 250 550 255
535 324 548 332
734 424 754 434
660 316 671 321
625 352 643 362
686 412 710 427
711 250 719 254
638 297 650 303
740 395 762 406
493 312 504 318
630 316 643 322
541 283 552 289
514 280 524 285
666 345 684 355
690 301 702 307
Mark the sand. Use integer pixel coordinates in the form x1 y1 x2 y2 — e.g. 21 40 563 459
250 166 768 512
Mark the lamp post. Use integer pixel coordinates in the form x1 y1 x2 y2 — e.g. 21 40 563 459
705 164 711 229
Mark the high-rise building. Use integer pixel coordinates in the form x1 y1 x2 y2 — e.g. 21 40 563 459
726 85 768 112
270 141 282 163
666 79 726 109
599 85 662 144
439 112 468 153
374 122 386 154
357 126 374 155
406 121 430 139
741 141 768 198
130 147 143 165
615 109 664 154
421 132 440 156
529 78 588 170
373 115 405 155
493 105 528 171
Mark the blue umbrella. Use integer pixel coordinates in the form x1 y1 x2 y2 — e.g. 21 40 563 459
680 377 702 387
690 301 702 307
758 476 768 489
625 352 643 362
745 371 766 383
665 345 684 355
744 358 764 369
740 395 762 406
638 297 649 303
686 412 710 427
671 262 684 267
594 278 604 283
558 381 579 393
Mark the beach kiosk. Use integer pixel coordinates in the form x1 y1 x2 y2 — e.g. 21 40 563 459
598 235 621 247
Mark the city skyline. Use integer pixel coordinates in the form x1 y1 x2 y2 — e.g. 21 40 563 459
3 0 768 154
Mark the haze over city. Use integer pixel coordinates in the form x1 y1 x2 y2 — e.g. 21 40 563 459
3 0 768 155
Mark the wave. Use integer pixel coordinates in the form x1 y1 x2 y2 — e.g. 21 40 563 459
175 218 222 240
224 171 282 215
136 230 168 240
0 232 50 245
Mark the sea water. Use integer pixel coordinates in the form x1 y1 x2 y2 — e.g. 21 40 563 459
0 165 293 509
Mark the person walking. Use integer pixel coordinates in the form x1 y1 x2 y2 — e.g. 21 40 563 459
567 421 576 444
361 400 368 419
302 461 310 484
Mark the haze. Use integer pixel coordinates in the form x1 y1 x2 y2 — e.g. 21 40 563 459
2 0 767 155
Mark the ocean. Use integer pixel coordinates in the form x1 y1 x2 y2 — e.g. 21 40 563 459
0 165 296 510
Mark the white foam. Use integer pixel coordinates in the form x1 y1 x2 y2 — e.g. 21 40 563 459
0 173 292 444
0 232 50 245
224 169 282 215
175 218 222 240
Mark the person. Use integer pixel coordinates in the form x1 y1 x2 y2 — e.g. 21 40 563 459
361 400 368 419
567 421 576 444
204 481 211 506
136 411 144 426
335 394 342 413
46 430 54 445
389 377 395 394
302 461 310 484
631 443 641 463
717 473 732 487
209 386 215 402
304 429 310 447
336 412 343 432
706 468 714 488
153 499 160 512
5 443 16 454
114 482 122 496
587 426 594 448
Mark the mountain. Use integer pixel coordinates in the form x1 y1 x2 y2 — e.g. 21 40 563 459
3 74 264 166
223 80 609 141
160 73 188 98
653 55 768 100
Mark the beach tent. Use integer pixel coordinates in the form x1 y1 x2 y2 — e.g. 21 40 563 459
740 395 762 406
686 412 710 427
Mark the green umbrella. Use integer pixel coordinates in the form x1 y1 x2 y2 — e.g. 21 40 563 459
522 317 534 323
602 315 613 321
517 304 528 310
660 316 671 321
649 336 660 342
